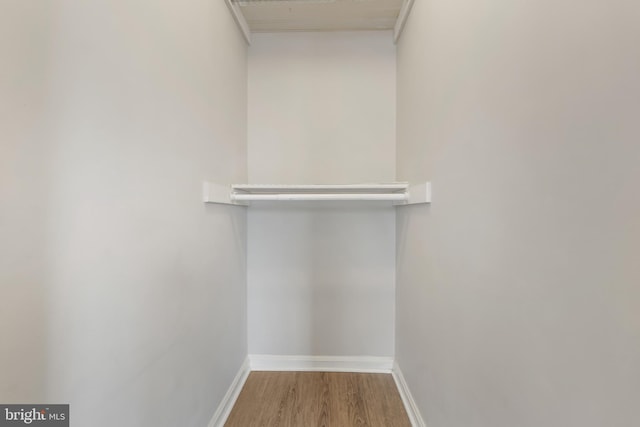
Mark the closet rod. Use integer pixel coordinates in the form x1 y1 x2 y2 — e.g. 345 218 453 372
231 193 408 202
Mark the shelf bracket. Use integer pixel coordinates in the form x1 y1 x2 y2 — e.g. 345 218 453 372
203 182 248 206
395 182 432 206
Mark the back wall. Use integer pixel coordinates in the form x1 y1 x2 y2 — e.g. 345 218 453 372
247 31 397 357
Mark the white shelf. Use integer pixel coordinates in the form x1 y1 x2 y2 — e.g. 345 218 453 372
203 182 431 206
232 183 409 193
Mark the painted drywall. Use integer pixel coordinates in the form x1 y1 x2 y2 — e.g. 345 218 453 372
247 31 396 184
247 32 397 356
0 0 50 402
396 1 640 426
1 1 248 426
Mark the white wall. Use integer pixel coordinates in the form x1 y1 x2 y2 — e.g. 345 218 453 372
0 0 51 402
396 1 640 426
247 32 397 357
247 32 396 184
1 1 248 426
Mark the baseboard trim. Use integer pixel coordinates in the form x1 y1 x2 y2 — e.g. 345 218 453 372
392 361 427 427
249 354 394 373
208 357 421 426
208 357 251 427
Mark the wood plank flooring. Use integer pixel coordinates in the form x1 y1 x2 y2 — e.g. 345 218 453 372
225 371 411 427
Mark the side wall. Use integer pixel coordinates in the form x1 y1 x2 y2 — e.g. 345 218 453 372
247 32 397 357
0 0 51 402
1 1 249 426
396 1 640 426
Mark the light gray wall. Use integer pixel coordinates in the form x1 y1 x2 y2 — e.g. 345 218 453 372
247 32 397 357
0 0 51 402
396 0 640 426
1 1 248 426
247 31 396 184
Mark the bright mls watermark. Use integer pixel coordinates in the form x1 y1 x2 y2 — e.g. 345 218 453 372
0 405 68 426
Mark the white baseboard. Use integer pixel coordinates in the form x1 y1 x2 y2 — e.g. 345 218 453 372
207 357 422 427
208 357 251 427
392 361 427 427
249 354 394 373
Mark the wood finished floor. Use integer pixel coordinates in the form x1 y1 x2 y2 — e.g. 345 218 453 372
225 371 411 427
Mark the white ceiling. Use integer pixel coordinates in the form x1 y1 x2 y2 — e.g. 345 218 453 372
234 0 405 33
